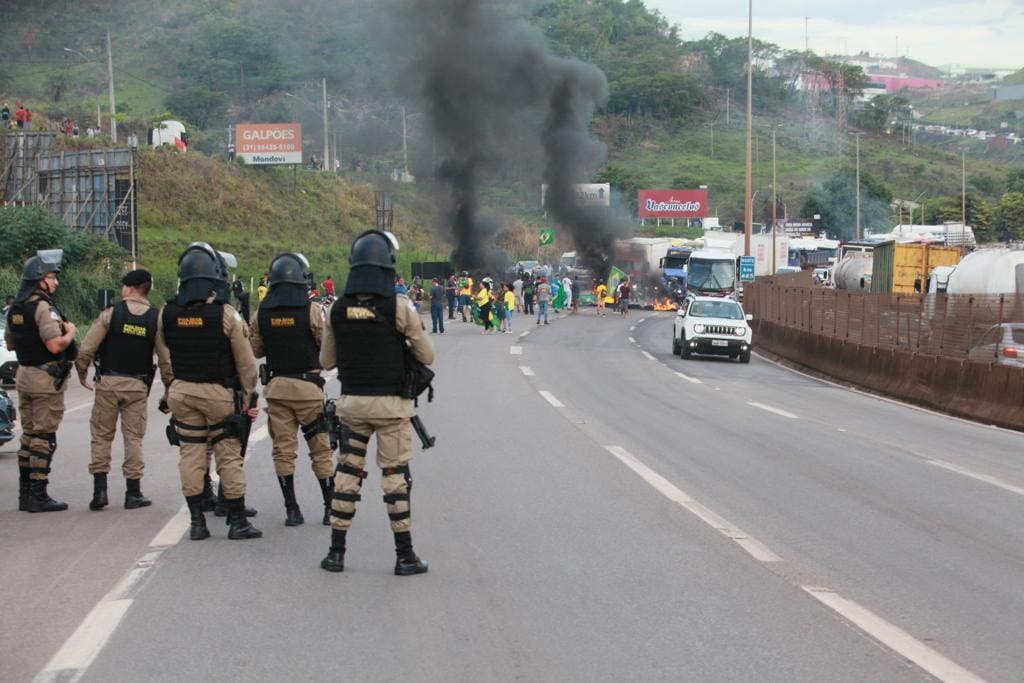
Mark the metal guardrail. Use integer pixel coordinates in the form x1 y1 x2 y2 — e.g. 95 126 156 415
746 282 1024 361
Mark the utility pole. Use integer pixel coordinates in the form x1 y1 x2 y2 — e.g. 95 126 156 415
854 132 863 240
962 151 967 230
804 17 810 52
402 106 410 177
726 88 730 126
771 125 778 274
322 77 329 172
709 121 715 157
744 0 754 256
106 29 117 142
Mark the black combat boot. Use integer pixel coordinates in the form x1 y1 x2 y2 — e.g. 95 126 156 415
18 466 30 511
226 497 263 540
26 479 68 513
214 482 257 518
320 529 346 572
124 478 152 509
199 472 217 512
89 472 109 510
393 531 428 576
318 477 334 526
185 494 210 540
278 475 304 526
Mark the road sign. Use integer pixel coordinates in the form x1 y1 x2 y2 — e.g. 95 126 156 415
739 255 756 282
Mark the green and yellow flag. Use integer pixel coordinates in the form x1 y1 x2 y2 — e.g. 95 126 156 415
538 228 554 246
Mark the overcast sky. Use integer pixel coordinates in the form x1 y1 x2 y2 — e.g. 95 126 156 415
644 0 1024 68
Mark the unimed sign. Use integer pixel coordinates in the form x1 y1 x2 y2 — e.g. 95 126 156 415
236 123 303 165
637 189 708 218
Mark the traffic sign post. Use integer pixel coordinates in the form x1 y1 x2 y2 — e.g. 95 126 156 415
739 255 756 282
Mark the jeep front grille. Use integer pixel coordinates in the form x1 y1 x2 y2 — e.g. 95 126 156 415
704 324 734 335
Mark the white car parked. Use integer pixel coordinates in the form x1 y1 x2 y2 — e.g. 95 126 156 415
0 318 18 385
672 295 753 363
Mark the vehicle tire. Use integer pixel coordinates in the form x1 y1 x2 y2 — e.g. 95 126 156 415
680 336 691 359
739 350 751 363
672 334 681 356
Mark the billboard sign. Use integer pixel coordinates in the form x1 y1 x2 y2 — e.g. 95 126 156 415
541 183 610 208
236 123 303 165
637 189 708 219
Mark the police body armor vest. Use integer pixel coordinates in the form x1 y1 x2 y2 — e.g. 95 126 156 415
161 301 237 384
6 298 61 366
99 301 158 376
330 296 404 396
257 304 319 374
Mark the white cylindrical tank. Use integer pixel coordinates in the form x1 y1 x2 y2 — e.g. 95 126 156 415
946 248 1024 294
834 253 873 290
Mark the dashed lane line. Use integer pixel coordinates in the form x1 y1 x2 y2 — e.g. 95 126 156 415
510 346 523 355
925 458 1024 498
628 337 636 344
674 371 703 385
604 445 781 563
519 330 530 338
641 351 656 361
538 390 565 408
803 587 987 683
747 401 799 419
35 422 271 683
519 366 535 377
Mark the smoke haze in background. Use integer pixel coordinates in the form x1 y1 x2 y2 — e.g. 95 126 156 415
385 0 628 275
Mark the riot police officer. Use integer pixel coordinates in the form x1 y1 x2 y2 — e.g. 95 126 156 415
249 252 334 526
5 250 77 512
75 269 170 510
154 242 262 540
320 230 434 575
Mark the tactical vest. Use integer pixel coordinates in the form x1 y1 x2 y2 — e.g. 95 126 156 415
161 301 237 384
257 303 319 374
6 298 60 366
330 296 404 396
99 301 158 376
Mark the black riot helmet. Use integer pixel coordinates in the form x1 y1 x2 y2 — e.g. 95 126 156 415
349 230 398 269
15 249 63 302
177 242 221 282
268 252 312 287
345 230 399 298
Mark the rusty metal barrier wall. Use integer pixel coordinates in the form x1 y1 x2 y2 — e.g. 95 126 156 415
749 282 1024 430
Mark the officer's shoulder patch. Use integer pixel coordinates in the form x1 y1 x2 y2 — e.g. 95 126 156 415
346 307 376 320
49 310 60 320
10 314 23 325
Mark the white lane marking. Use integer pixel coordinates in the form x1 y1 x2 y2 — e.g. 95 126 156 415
638 318 646 323
519 366 535 377
675 371 703 385
66 401 94 414
519 330 530 338
803 587 987 683
628 337 636 344
605 446 781 563
539 390 565 408
630 326 636 331
37 420 270 682
925 459 1024 497
510 346 523 355
747 401 799 419
641 351 656 361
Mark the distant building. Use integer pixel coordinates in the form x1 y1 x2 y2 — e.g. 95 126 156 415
865 74 946 92
991 84 1024 102
939 64 1018 79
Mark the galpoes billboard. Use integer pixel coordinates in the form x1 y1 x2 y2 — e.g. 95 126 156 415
236 123 303 165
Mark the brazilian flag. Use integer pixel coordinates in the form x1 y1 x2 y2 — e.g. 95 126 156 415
538 228 554 246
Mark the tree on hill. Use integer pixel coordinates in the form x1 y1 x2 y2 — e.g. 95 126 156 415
994 192 1024 241
802 168 893 240
923 193 994 241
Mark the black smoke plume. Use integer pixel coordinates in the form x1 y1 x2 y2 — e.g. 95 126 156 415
389 0 626 275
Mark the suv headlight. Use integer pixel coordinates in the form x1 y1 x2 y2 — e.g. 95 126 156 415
693 323 705 334
734 326 746 336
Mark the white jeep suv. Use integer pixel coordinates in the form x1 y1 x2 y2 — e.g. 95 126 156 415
672 295 753 363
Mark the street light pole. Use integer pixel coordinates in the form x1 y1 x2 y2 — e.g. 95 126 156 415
743 0 754 257
854 132 863 240
106 30 117 142
771 125 778 274
322 77 329 171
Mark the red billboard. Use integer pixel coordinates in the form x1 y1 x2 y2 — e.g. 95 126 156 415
637 189 708 218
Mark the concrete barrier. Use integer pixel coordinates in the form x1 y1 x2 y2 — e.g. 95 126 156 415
757 320 1024 431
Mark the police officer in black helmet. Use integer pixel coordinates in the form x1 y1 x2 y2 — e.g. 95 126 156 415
320 230 434 575
249 252 334 527
5 250 77 512
154 242 262 541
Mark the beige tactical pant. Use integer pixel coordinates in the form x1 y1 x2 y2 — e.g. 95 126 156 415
88 388 148 479
18 391 65 482
266 397 333 479
168 390 246 499
330 417 413 533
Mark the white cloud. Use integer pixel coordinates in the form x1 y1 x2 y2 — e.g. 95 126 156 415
645 0 1024 67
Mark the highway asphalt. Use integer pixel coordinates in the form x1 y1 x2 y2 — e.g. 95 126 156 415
5 306 1023 682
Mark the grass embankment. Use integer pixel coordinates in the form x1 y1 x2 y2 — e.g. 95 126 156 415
136 150 447 304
